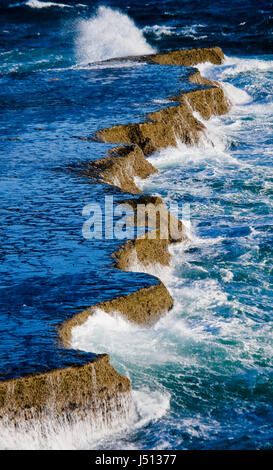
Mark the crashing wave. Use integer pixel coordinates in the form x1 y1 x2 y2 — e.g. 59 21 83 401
75 6 155 64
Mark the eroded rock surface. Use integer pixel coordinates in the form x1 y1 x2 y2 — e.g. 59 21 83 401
60 282 173 347
87 144 157 194
0 47 230 427
0 354 131 422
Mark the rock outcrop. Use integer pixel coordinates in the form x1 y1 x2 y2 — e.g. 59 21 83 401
0 47 231 430
149 46 225 66
113 196 188 270
0 354 131 422
60 282 173 348
95 83 230 158
87 144 157 194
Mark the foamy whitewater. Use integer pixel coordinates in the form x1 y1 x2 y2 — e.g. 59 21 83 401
71 55 273 449
0 1 272 450
76 6 155 64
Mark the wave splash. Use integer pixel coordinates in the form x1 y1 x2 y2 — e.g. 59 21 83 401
0 393 134 450
9 0 72 8
75 6 155 64
0 383 169 449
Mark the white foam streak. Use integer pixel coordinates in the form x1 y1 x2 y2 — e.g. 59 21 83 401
223 56 273 75
75 6 155 64
197 56 273 79
143 25 175 37
145 133 238 171
143 23 207 41
12 0 73 8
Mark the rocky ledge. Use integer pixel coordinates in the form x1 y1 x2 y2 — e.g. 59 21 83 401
0 354 131 422
87 144 157 194
95 78 229 157
60 282 173 348
113 195 188 270
0 47 231 427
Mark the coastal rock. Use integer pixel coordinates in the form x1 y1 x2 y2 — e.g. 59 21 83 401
87 144 157 194
59 282 174 347
0 354 131 422
113 196 188 270
177 86 230 120
95 102 205 155
149 46 225 66
95 81 230 156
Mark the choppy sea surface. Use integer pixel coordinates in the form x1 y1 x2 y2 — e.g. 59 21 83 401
0 0 272 450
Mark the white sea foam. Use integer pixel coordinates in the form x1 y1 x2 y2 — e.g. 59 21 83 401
220 268 234 282
0 394 134 450
70 259 273 374
143 23 207 40
143 25 175 37
222 56 273 75
10 0 72 8
72 308 178 366
221 82 252 105
179 24 207 40
197 56 273 84
75 6 155 65
145 133 238 172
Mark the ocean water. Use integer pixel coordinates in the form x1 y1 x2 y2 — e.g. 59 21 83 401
0 0 272 450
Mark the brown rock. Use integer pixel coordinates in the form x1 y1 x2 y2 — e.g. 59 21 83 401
88 144 157 194
59 282 174 348
114 196 188 270
95 82 230 157
0 355 131 422
149 46 225 66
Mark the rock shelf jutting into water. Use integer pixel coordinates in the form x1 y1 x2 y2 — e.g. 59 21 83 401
87 144 158 194
0 47 231 426
95 82 229 157
0 354 131 422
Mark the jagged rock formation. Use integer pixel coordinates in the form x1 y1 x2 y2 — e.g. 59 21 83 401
0 47 231 428
78 46 231 366
95 80 230 157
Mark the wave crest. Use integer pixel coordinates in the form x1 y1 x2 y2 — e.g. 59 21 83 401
9 0 72 8
75 6 155 64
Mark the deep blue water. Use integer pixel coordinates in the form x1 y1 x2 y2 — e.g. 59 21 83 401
0 0 272 450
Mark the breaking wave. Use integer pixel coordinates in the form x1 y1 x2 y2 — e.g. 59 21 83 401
75 6 155 64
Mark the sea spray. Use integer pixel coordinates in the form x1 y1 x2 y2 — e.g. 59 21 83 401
0 392 134 450
75 6 155 64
